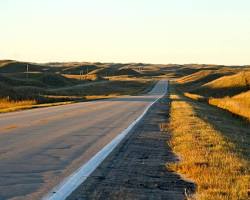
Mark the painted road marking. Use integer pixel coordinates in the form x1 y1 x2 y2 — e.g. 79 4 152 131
42 82 167 200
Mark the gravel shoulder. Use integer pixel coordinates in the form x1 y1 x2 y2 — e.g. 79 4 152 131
67 97 195 200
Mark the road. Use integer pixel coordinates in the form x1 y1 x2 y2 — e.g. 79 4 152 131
0 80 167 200
68 93 195 200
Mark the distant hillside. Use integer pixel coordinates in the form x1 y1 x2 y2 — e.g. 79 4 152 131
178 69 233 88
87 66 133 77
0 61 50 73
209 89 250 120
191 71 250 98
116 68 141 76
38 73 76 87
61 64 99 75
178 68 250 120
0 73 46 87
88 67 116 76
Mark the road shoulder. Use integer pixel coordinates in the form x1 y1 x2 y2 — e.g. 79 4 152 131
67 97 195 200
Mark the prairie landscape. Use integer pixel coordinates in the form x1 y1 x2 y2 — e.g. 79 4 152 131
0 61 249 199
168 64 250 199
0 60 159 112
1 1 250 199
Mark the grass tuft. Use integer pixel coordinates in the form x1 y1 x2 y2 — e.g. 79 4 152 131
0 98 36 110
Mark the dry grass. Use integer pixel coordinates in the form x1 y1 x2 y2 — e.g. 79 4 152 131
234 90 250 99
0 98 36 110
0 60 158 113
62 74 104 81
209 97 250 121
184 92 206 102
198 90 250 121
51 80 154 97
0 98 73 113
177 69 232 86
203 71 250 90
167 85 250 200
176 67 250 121
85 94 119 100
190 70 250 98
0 77 155 112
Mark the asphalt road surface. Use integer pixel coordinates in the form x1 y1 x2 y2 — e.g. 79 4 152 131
0 80 167 200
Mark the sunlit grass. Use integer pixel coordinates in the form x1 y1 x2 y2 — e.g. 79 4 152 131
0 98 74 113
184 92 206 102
0 98 36 110
209 93 250 121
62 73 103 81
184 92 250 121
167 86 250 200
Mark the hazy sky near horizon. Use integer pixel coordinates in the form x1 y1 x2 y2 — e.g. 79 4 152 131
0 0 250 65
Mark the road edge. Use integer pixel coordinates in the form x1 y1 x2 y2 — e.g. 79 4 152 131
42 81 167 200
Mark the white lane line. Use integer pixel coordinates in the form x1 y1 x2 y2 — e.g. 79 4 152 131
42 82 167 200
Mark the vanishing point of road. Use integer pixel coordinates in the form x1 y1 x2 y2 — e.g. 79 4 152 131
0 80 167 200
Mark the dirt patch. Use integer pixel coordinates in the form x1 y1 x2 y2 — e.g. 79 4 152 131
67 97 195 200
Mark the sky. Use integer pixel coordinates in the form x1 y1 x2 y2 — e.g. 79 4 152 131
0 0 250 65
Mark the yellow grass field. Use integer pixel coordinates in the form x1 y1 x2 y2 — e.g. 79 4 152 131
167 84 250 200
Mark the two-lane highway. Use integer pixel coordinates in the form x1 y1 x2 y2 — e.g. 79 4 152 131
0 80 167 200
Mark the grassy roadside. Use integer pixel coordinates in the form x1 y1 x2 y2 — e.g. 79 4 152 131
0 100 74 113
167 83 250 200
0 98 36 110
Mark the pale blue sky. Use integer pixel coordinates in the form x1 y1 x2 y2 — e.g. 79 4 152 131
0 0 250 64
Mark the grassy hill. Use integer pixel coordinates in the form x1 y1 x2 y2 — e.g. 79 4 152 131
192 70 250 98
2 60 250 118
0 61 51 73
176 67 250 120
1 60 250 199
209 90 250 120
116 68 141 76
178 69 234 90
88 67 120 76
61 64 99 75
0 60 161 111
0 82 17 98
